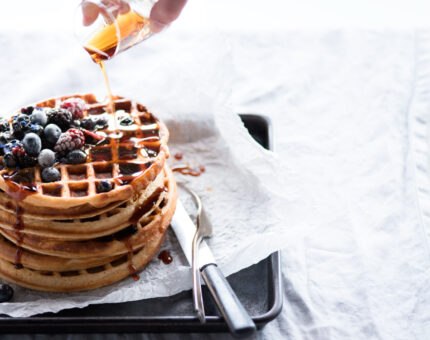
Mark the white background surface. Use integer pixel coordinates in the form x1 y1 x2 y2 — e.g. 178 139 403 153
2 0 430 339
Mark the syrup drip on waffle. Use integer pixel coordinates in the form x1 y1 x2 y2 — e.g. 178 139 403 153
3 172 37 269
123 238 139 281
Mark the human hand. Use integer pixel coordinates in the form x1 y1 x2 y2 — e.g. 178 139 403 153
149 0 187 33
82 0 187 33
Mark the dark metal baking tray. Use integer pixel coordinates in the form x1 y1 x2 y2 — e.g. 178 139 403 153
0 114 282 334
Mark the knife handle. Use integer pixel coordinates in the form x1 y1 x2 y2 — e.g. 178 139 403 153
201 264 256 338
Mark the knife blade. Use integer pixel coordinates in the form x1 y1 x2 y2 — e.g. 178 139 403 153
171 200 215 267
170 199 256 338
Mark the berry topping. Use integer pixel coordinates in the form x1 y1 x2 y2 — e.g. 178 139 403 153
97 180 112 193
42 167 60 183
12 114 30 139
54 128 85 153
21 106 34 115
11 143 36 168
0 284 14 302
28 123 44 138
66 150 87 164
96 117 108 129
30 110 47 126
46 108 72 131
2 153 16 168
0 119 9 133
12 144 25 158
82 129 104 144
81 117 96 131
38 149 56 167
22 133 42 156
119 116 134 126
60 98 86 120
44 124 62 145
0 133 12 156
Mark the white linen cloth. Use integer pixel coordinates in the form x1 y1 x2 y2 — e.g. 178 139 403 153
1 22 430 340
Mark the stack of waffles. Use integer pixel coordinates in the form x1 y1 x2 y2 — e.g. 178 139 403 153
0 94 177 292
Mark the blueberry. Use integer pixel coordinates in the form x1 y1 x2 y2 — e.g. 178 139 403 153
38 149 56 167
71 120 81 128
44 124 61 144
30 110 47 126
0 284 13 302
97 180 112 192
22 133 42 156
65 150 87 164
119 116 134 126
41 167 60 182
81 117 95 130
2 153 16 168
96 117 108 129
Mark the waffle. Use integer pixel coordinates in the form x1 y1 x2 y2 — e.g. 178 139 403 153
0 94 169 209
0 169 166 240
0 94 178 292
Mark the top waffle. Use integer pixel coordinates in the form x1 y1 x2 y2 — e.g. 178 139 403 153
0 94 169 209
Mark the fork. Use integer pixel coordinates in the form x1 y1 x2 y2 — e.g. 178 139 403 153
188 187 212 323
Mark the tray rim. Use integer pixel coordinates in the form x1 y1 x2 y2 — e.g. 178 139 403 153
0 113 283 333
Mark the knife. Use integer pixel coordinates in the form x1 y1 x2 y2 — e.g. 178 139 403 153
171 200 256 338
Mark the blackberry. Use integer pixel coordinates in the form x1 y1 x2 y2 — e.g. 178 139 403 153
54 129 85 153
81 117 96 131
42 167 60 182
38 149 56 167
46 108 72 131
2 153 16 168
0 118 9 133
18 155 37 168
0 284 13 303
97 180 112 193
23 133 42 156
65 150 87 164
21 106 34 115
12 114 30 139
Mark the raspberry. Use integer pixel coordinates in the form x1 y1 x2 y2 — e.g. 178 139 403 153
12 144 25 158
54 129 85 153
12 144 37 168
60 98 86 120
46 108 72 131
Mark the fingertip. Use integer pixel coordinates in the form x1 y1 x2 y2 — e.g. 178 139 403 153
150 19 166 33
